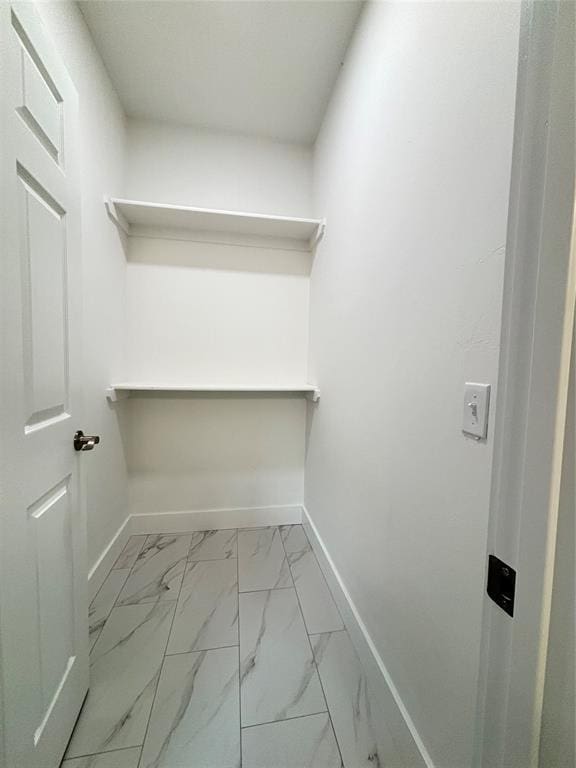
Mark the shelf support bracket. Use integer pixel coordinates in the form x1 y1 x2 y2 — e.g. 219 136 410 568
104 197 130 236
309 219 326 252
307 388 321 403
106 387 130 403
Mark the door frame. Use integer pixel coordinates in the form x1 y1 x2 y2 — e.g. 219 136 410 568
474 2 576 766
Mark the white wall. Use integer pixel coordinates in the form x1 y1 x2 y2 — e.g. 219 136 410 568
36 2 129 570
123 118 313 516
125 237 310 385
127 395 305 516
125 118 312 216
306 3 520 767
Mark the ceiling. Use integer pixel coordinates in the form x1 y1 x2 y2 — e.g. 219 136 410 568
79 1 364 145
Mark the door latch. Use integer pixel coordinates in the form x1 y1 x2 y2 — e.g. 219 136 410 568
74 430 101 452
487 554 516 617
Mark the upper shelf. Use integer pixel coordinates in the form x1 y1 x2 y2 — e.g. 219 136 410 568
105 198 325 252
106 382 320 402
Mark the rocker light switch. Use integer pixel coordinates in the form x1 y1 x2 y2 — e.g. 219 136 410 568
462 383 490 440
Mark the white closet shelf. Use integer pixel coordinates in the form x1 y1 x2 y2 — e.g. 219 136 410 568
105 197 325 251
106 383 321 402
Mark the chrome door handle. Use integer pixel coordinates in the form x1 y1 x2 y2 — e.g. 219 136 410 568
74 430 100 452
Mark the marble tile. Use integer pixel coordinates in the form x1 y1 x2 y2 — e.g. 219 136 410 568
280 524 311 555
62 747 141 768
65 602 175 758
242 713 342 768
311 631 382 768
238 527 293 592
116 534 191 606
189 529 237 561
113 535 147 570
167 559 238 654
239 588 326 727
88 570 130 651
288 550 344 635
139 647 240 768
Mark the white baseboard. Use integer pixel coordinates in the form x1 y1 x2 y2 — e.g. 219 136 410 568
302 505 434 768
88 505 301 599
129 504 302 535
87 515 131 601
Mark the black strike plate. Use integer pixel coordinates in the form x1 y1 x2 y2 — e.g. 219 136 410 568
487 555 516 617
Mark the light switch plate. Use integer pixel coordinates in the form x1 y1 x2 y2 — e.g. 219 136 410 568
462 383 490 440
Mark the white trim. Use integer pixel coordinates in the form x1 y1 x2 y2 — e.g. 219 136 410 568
87 516 131 601
129 504 302 535
474 3 576 765
302 505 433 768
87 505 302 599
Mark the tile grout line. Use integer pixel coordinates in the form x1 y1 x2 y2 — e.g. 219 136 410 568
237 525 294 594
138 531 241 768
240 709 330 731
134 533 194 768
280 525 346 768
113 531 199 610
69 531 241 768
239 585 293 595
111 533 152 611
78 528 344 768
88 567 132 652
301 524 348 631
294 523 347 634
69 538 147 767
62 744 143 763
108 534 149 612
150 526 240 538
236 529 242 768
112 534 147 571
187 528 239 563
89 534 159 659
165 643 239 657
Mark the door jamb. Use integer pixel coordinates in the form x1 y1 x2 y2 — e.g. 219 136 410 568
474 2 576 766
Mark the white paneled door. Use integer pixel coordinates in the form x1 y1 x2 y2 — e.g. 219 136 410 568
0 4 88 768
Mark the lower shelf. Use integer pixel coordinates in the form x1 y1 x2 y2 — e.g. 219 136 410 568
106 383 321 402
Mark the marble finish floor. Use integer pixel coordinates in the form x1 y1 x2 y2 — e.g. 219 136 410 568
62 525 386 768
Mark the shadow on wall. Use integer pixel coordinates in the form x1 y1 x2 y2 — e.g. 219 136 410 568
126 235 313 277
